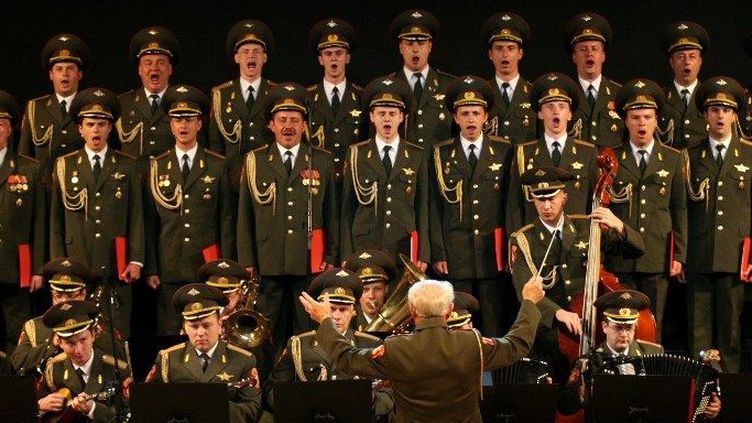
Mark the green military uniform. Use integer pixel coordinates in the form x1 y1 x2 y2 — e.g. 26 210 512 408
341 76 430 264
447 292 480 330
117 27 185 163
685 77 751 372
343 249 397 332
50 88 144 338
481 12 537 144
144 86 236 335
0 91 46 353
18 33 90 173
37 300 130 423
564 13 624 148
209 19 276 186
388 9 455 148
605 80 688 340
429 76 513 336
149 283 262 423
506 74 598 233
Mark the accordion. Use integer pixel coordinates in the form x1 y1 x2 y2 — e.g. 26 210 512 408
492 357 552 385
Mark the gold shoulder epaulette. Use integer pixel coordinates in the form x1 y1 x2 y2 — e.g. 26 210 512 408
17 153 39 164
436 69 456 79
296 330 316 338
405 141 425 151
266 80 278 87
660 143 681 154
251 144 269 153
160 342 186 356
354 331 381 342
351 84 363 91
739 139 752 147
435 139 454 148
113 150 136 160
30 94 51 103
227 344 252 357
313 146 333 155
352 139 371 148
306 84 318 93
511 223 534 238
519 140 537 147
636 339 662 348
102 354 128 370
487 135 511 145
48 351 67 365
609 79 623 88
572 138 595 147
60 150 79 159
116 89 135 100
204 149 225 159
153 150 171 161
214 80 234 90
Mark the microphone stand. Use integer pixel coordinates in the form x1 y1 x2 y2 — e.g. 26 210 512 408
101 274 127 422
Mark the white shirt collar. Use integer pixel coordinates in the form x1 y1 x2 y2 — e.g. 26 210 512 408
540 214 564 235
630 139 655 164
55 92 76 110
175 144 199 166
143 86 168 99
495 73 520 96
73 349 96 380
460 134 484 159
579 75 602 95
607 343 629 357
84 145 108 167
276 143 301 162
196 341 219 359
673 79 699 96
403 65 429 88
0 146 7 167
709 135 732 157
323 79 347 102
375 135 400 160
544 133 567 153
239 77 262 99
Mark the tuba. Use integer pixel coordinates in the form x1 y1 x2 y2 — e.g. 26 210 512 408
223 275 271 349
364 254 427 333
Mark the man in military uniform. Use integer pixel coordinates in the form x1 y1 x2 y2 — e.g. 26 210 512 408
237 83 337 364
507 73 598 233
36 300 130 423
743 32 752 138
117 27 184 164
10 258 124 375
429 76 513 336
307 18 367 181
564 13 624 148
300 277 543 422
267 268 393 421
144 85 235 335
660 21 710 150
605 79 687 340
509 166 645 382
480 12 537 144
447 292 480 330
50 88 144 338
209 19 276 184
199 259 248 321
685 77 752 373
342 249 396 331
387 9 454 148
19 33 90 173
148 283 262 423
0 90 46 352
341 76 430 270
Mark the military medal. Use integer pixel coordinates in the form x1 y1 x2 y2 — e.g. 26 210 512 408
115 188 123 199
523 116 530 127
16 198 23 207
659 187 666 197
71 171 79 184
610 124 618 132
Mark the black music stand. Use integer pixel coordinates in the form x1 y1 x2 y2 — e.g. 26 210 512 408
126 334 187 382
480 384 558 423
592 375 692 423
717 373 752 422
130 382 230 423
0 376 37 422
274 379 372 422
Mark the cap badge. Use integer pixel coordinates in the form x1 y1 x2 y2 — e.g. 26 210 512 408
463 76 474 84
58 49 71 57
619 308 631 316
634 81 646 89
64 318 77 326
535 169 546 176
187 288 200 296
501 14 511 21
326 20 338 28
176 102 188 108
58 35 70 42
60 275 72 282
218 277 228 284
358 252 372 259
176 86 189 93
382 93 394 101
464 92 476 100
60 303 73 311
91 104 103 112
411 11 423 18
361 267 374 276
501 29 511 35
581 15 592 22
327 34 339 42
61 260 72 267
546 74 558 81
336 270 349 277
335 287 347 295
677 23 689 30
148 42 160 49
620 292 632 300
548 88 561 97
450 311 459 319
148 29 159 35
382 79 394 86
218 261 230 269
190 302 202 311
93 90 105 97
716 79 728 86
244 22 254 28
283 85 295 91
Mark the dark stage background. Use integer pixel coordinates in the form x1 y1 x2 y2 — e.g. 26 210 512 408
2 0 752 363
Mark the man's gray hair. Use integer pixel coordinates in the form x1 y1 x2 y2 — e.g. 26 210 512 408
407 279 455 318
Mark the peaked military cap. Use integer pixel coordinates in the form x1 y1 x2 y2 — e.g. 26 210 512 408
162 85 209 117
226 19 275 57
0 90 20 123
520 166 575 198
69 87 121 122
172 283 228 321
481 12 531 47
308 268 363 305
41 33 90 70
343 249 397 285
594 289 650 325
563 12 612 49
695 76 745 111
309 18 356 55
361 76 413 111
447 292 480 329
129 26 181 64
198 259 248 294
390 9 439 41
43 300 98 337
615 79 665 117
662 21 710 56
444 75 495 112
530 73 580 112
43 258 93 292
264 82 308 120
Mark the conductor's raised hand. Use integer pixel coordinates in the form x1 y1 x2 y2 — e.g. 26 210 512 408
299 291 331 323
521 275 545 304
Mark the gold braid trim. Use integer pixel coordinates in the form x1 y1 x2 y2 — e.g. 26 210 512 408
513 231 557 288
160 351 169 382
56 157 88 220
568 118 583 140
516 146 533 202
609 183 633 218
244 150 276 215
212 87 242 144
25 319 36 347
349 145 378 215
115 117 144 152
483 115 499 136
26 100 53 147
657 118 675 146
683 150 709 210
472 329 484 400
149 160 183 213
433 146 463 222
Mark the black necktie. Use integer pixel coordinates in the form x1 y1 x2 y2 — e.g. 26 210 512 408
150 94 160 115
60 99 68 118
716 144 725 171
284 151 293 175
246 86 255 112
468 144 478 171
382 145 393 175
200 353 210 373
413 73 423 100
501 82 511 107
92 154 102 182
75 367 86 385
680 88 690 112
638 149 648 175
551 141 562 167
587 85 596 110
331 86 341 115
181 153 190 181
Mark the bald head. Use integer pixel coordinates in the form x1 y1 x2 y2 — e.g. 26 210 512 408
408 279 454 318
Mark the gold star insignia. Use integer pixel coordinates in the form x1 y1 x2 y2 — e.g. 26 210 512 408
735 164 750 172
575 241 588 250
571 161 584 170
434 94 445 101
402 167 415 176
112 172 125 180
520 102 531 109
201 175 216 184
656 169 670 178
216 372 233 381
349 109 361 118
488 163 502 171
